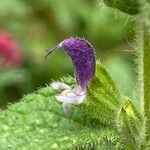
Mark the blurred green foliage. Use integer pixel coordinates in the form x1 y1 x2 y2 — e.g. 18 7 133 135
0 0 138 108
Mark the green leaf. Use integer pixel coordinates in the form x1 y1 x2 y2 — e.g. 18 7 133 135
0 86 123 149
0 63 145 149
103 0 140 15
80 61 122 126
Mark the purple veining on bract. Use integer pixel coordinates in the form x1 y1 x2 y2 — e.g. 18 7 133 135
46 37 95 88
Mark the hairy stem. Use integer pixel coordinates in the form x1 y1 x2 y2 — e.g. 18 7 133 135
140 0 150 142
144 25 150 141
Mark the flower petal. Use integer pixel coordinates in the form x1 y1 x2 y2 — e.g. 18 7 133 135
56 92 85 105
46 37 95 88
61 38 95 88
51 82 72 90
73 86 86 95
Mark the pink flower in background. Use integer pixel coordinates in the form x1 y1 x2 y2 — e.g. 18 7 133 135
0 31 23 67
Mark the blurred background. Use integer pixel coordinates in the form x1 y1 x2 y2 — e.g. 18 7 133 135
0 0 138 109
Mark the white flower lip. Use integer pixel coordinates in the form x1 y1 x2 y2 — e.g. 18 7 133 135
51 82 72 90
51 81 86 114
56 90 86 104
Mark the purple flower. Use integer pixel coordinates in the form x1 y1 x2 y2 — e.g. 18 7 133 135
61 37 95 89
46 37 95 113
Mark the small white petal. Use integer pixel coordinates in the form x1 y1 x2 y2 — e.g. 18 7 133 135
56 92 85 105
51 82 72 90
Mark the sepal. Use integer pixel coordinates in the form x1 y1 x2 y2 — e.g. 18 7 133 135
119 97 145 149
80 61 122 126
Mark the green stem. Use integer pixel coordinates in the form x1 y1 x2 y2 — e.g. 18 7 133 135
144 25 150 141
